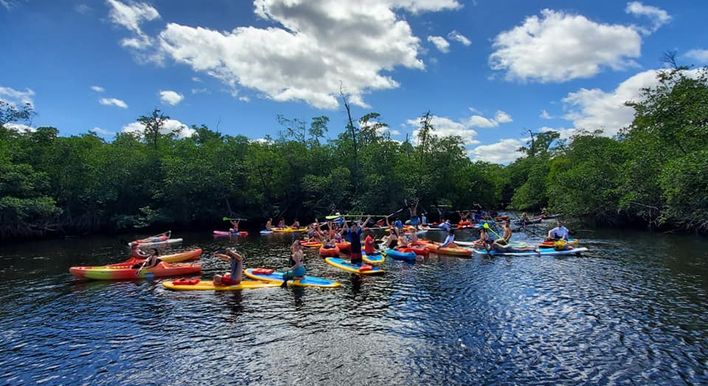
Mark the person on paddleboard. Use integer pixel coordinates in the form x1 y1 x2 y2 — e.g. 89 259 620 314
364 229 378 255
473 228 493 250
282 241 306 287
407 198 420 226
265 218 273 231
547 220 569 241
343 216 370 265
213 249 243 286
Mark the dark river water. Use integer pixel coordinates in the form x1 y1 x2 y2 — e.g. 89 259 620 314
0 226 706 385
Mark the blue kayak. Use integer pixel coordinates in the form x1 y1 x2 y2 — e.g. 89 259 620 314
384 248 416 262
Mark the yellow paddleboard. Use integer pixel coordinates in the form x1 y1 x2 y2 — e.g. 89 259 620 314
162 279 280 291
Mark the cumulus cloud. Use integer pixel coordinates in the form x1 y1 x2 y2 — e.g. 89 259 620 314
91 85 105 92
469 138 524 164
407 115 479 145
562 69 661 136
489 9 641 83
447 30 471 46
684 49 708 64
159 90 184 105
99 97 128 108
427 35 450 53
625 1 671 34
540 109 553 119
153 1 465 109
464 109 513 128
0 86 35 106
4 123 35 133
106 0 161 62
122 118 195 138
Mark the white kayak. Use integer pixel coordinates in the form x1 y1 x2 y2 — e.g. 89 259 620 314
129 238 184 247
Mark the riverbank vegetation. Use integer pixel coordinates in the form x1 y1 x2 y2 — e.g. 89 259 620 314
1 67 706 240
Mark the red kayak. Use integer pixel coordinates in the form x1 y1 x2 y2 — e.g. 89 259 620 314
213 230 249 237
70 261 201 280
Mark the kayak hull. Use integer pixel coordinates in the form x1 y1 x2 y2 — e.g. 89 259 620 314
70 262 201 280
319 245 340 257
384 248 417 262
163 279 279 291
272 227 308 233
243 268 340 288
324 257 385 275
129 238 183 247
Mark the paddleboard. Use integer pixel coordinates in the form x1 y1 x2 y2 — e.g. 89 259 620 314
243 268 340 288
362 252 385 265
473 247 588 257
324 257 385 275
163 279 280 291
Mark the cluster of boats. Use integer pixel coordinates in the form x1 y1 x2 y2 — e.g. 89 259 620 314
68 224 587 291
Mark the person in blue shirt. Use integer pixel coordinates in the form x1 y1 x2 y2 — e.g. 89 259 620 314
420 211 428 226
440 229 456 248
438 219 451 232
547 220 570 241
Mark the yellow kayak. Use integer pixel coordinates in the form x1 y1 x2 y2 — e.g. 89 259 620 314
162 279 280 291
272 227 308 233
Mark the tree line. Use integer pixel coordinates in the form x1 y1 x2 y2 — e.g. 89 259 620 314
1 67 705 240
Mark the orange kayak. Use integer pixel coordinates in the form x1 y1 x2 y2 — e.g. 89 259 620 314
70 262 201 280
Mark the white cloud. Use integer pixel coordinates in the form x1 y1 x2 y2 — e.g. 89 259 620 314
0 86 35 106
155 1 465 109
625 1 671 34
407 115 479 145
469 138 524 164
447 30 470 46
490 9 641 83
91 85 105 92
684 49 708 64
238 96 250 102
540 109 553 119
427 35 450 53
4 123 35 133
122 118 195 138
192 88 209 95
540 126 576 141
191 77 202 82
99 97 128 108
90 127 115 137
159 90 184 105
465 110 513 128
106 0 161 59
562 69 661 136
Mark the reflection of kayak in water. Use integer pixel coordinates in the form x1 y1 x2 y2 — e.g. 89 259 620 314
473 247 588 257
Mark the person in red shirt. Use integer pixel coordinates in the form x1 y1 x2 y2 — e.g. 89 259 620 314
364 229 378 255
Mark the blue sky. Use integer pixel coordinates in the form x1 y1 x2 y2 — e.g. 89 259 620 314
1 0 706 163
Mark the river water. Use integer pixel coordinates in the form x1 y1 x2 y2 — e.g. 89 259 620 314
0 227 706 385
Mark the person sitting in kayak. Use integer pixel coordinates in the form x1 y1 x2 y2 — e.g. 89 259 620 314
439 218 452 232
213 249 243 286
291 218 300 228
135 248 161 270
277 218 286 228
229 219 240 235
440 229 457 248
265 218 273 231
547 220 569 241
420 211 428 226
130 242 150 259
282 241 306 287
384 227 399 249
